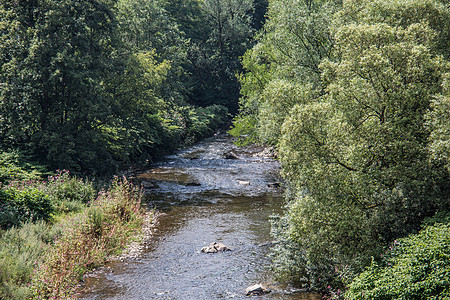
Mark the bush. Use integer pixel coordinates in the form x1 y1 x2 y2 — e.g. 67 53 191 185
0 170 96 229
346 217 450 300
270 191 373 294
0 186 53 230
44 170 95 215
0 151 42 185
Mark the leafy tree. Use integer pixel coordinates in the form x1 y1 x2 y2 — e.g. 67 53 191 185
0 0 121 174
274 18 449 284
427 73 450 173
232 0 450 292
0 0 232 175
102 50 173 162
231 0 340 144
159 0 209 41
183 0 256 112
114 0 190 103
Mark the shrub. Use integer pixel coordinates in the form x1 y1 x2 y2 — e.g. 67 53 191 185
0 186 53 230
270 191 373 294
0 151 42 185
44 170 95 215
346 217 450 300
0 170 96 229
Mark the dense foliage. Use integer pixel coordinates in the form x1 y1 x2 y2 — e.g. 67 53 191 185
346 214 450 299
0 0 264 175
0 1 265 298
232 0 450 297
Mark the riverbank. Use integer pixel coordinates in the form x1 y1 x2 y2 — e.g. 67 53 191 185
0 173 151 299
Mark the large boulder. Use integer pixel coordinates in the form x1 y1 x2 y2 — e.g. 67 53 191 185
201 242 232 253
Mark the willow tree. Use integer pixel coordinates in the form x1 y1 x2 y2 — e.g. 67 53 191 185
230 0 341 144
270 0 450 290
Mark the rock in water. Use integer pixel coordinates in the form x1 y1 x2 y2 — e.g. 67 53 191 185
245 284 271 296
140 180 158 189
267 182 280 188
223 151 239 159
201 242 232 253
185 180 201 186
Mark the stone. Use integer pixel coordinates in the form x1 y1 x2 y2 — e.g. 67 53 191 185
238 181 250 185
223 151 239 159
267 182 280 188
185 180 201 186
245 284 271 296
201 242 232 253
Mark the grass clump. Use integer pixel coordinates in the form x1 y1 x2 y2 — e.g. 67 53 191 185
0 221 53 300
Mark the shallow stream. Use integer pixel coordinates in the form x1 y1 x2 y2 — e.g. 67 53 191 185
81 134 320 300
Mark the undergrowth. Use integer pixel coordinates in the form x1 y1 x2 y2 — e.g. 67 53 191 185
0 173 147 299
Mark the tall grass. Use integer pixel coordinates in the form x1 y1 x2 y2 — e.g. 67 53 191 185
30 177 145 299
0 176 147 299
0 221 52 300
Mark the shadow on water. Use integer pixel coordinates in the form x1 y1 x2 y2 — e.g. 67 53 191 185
81 134 321 300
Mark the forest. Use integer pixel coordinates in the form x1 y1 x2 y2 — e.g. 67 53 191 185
0 0 449 299
0 0 266 175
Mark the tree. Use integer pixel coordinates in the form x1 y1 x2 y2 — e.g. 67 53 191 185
0 0 120 173
183 0 256 112
114 0 190 104
101 50 173 162
275 20 449 287
427 73 450 173
159 0 208 41
230 0 340 144
231 0 450 292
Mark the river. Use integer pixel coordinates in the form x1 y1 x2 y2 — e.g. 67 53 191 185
81 134 320 300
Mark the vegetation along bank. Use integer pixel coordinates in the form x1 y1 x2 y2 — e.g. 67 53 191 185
0 0 264 298
1 0 449 299
230 0 450 298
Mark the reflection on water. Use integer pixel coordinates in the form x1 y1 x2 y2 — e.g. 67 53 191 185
81 135 320 300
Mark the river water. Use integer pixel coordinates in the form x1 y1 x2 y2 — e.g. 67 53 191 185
81 134 320 300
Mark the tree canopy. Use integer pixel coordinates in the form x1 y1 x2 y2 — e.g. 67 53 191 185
231 0 450 295
0 0 261 174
